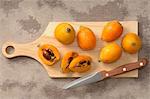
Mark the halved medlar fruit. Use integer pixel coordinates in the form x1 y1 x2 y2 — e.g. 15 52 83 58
38 44 60 65
69 55 92 73
61 51 78 73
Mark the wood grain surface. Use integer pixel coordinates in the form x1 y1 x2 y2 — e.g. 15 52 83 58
2 21 138 78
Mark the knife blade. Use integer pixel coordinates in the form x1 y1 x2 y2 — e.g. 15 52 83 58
63 58 148 89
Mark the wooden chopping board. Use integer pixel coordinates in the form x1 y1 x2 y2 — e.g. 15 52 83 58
2 21 138 78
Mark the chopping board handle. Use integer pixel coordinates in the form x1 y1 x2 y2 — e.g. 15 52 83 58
2 41 37 59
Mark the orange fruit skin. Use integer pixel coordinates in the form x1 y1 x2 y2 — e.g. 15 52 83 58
54 23 75 45
69 55 92 73
101 20 123 42
122 33 142 54
77 26 96 50
99 42 122 63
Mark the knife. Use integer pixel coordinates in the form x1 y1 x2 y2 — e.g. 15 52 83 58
63 58 148 89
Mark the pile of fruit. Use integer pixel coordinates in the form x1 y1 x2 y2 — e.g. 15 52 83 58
38 20 142 73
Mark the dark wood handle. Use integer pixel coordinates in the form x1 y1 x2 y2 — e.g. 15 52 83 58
101 58 148 78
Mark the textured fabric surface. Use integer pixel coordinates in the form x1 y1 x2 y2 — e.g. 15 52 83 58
0 0 150 99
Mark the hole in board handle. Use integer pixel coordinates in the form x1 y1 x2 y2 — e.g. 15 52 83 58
5 46 15 55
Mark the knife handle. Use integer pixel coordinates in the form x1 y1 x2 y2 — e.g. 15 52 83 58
101 58 148 79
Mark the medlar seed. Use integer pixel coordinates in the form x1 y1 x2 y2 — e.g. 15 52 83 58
43 50 51 60
65 57 74 69
87 61 91 65
79 61 86 64
68 57 73 64
42 49 55 60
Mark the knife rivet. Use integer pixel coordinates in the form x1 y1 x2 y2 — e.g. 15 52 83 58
123 68 127 71
105 73 109 77
140 62 144 66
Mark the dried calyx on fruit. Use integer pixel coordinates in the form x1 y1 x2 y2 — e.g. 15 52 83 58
69 55 92 73
121 33 142 54
38 44 60 66
61 51 78 73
